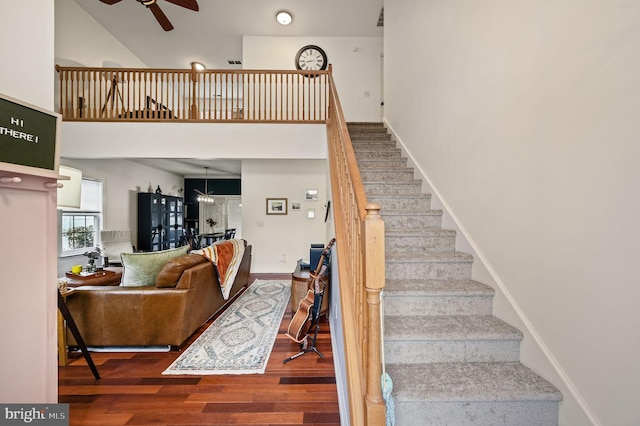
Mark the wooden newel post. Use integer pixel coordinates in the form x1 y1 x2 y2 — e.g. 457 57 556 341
364 203 386 425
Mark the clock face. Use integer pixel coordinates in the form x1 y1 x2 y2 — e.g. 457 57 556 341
295 45 328 72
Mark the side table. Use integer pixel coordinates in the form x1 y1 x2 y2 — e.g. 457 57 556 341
65 267 122 287
291 260 329 316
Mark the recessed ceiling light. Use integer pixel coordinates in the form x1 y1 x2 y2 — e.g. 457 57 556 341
276 11 292 25
191 61 205 71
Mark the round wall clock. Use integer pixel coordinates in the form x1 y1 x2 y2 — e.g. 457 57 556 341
295 45 328 72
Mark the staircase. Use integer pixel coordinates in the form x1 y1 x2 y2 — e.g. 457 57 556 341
348 123 562 426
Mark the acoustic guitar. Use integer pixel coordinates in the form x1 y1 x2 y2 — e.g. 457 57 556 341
285 239 335 347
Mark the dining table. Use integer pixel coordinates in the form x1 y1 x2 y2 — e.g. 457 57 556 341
200 232 225 246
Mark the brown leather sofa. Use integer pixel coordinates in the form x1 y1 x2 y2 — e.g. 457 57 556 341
66 244 252 349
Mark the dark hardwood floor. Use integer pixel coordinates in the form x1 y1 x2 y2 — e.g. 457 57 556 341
58 274 340 426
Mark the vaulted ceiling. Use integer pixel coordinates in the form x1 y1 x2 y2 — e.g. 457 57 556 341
68 0 383 178
73 0 383 70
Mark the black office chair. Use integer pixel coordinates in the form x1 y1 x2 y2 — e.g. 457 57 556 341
224 228 236 240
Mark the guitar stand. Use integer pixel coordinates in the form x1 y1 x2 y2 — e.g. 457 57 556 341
283 289 325 364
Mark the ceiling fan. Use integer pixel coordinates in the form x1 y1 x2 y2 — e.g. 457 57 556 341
99 0 199 32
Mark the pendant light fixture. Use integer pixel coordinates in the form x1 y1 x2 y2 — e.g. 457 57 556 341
195 166 215 203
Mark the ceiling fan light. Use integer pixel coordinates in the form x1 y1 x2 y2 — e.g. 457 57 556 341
276 11 292 26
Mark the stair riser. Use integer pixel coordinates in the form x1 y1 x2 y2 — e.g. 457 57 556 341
386 234 455 252
383 213 442 229
394 401 559 426
369 196 432 211
364 182 423 194
348 128 387 134
386 261 472 280
353 144 397 152
384 295 493 316
351 137 394 145
361 170 415 181
357 158 408 168
353 149 402 159
384 340 521 364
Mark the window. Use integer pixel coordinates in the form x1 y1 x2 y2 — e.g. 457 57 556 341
60 178 103 256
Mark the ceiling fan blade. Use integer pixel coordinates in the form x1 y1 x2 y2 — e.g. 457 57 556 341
165 0 200 12
99 0 123 4
165 0 199 12
148 3 174 31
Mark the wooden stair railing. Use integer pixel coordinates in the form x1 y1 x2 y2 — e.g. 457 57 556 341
326 66 386 426
55 65 329 123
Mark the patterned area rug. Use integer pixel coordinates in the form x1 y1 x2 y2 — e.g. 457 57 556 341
163 279 290 375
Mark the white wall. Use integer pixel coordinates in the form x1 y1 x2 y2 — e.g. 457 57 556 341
244 36 383 122
0 0 58 403
242 159 328 273
57 158 184 275
61 159 184 229
55 0 147 68
60 122 326 159
385 1 640 425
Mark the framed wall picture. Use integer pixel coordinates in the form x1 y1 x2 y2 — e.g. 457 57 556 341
291 202 301 211
266 198 288 215
305 189 318 201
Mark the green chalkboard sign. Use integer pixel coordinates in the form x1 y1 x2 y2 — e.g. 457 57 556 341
0 93 59 171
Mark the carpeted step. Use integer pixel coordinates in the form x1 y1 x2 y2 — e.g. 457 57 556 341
347 122 386 132
368 193 432 211
363 180 423 195
386 228 456 252
384 315 523 363
351 142 396 151
386 362 562 426
385 251 473 280
360 168 415 182
384 279 494 316
347 121 386 131
357 158 409 170
385 228 455 252
381 209 443 229
352 147 403 159
350 132 393 141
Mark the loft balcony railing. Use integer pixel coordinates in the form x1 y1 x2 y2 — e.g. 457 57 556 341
56 65 328 122
55 64 386 425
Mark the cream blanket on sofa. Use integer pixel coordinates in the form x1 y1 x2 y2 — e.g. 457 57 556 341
192 238 245 300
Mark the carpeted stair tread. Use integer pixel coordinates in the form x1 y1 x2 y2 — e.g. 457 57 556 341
357 159 409 169
387 362 563 402
381 209 443 217
386 251 473 263
386 228 455 237
368 192 430 200
384 278 494 296
385 315 523 341
361 171 415 182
